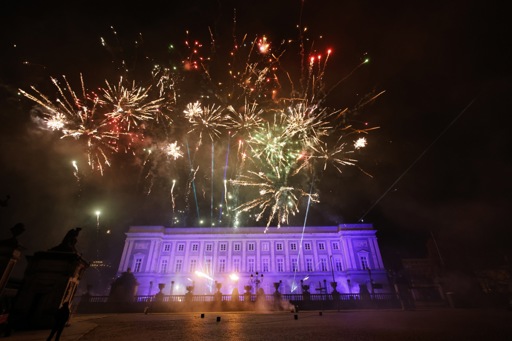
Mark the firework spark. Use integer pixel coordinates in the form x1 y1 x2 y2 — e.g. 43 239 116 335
20 74 119 175
18 19 382 229
102 77 166 132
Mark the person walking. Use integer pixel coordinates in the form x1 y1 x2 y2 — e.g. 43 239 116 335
46 301 70 341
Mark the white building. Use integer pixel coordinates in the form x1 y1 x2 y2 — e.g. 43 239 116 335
116 224 390 296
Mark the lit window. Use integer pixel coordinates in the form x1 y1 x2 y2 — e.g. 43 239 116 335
335 258 343 271
276 242 283 251
262 242 269 251
233 258 240 272
291 258 299 272
190 259 197 273
163 244 171 252
305 258 313 272
277 258 284 272
160 259 168 273
360 256 369 270
320 257 328 271
248 242 255 251
248 258 255 273
175 259 183 273
262 258 269 272
219 259 226 273
134 258 143 272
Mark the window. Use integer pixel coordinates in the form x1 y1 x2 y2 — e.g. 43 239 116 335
332 242 340 250
205 259 212 274
276 258 284 272
304 242 311 250
276 242 283 251
262 258 270 272
248 242 255 251
318 242 325 250
191 243 199 252
177 243 185 252
290 242 297 251
220 243 227 251
206 243 213 252
175 259 183 273
262 242 269 251
360 256 369 270
233 258 241 272
248 258 255 273
320 257 328 271
160 259 168 273
305 258 313 272
134 258 143 272
219 259 226 273
334 258 343 271
163 244 171 252
190 259 197 273
291 258 299 272
234 243 241 251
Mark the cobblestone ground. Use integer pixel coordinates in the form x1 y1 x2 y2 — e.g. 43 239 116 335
75 309 512 341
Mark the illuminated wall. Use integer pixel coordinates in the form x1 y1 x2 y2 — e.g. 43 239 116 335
116 224 390 296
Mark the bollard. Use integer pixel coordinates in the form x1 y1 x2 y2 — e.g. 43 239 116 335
294 314 298 320
319 311 323 316
200 313 205 318
216 316 221 322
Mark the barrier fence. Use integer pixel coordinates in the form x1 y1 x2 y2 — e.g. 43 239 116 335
75 292 402 313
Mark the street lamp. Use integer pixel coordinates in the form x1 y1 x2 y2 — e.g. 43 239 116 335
95 210 101 259
250 272 264 293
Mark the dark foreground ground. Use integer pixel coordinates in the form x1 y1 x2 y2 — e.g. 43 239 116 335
4 308 512 340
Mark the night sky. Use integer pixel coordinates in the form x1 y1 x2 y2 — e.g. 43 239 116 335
1 0 510 279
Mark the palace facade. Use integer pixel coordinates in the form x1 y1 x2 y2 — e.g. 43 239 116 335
116 224 390 297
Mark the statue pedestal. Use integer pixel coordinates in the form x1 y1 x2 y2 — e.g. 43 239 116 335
0 223 25 297
0 243 22 297
8 251 88 330
108 269 139 302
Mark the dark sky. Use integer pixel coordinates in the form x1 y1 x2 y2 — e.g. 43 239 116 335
1 0 510 277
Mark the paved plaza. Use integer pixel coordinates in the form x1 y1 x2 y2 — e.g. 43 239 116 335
3 308 512 340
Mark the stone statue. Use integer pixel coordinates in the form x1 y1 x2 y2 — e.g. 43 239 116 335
49 227 82 253
108 268 140 302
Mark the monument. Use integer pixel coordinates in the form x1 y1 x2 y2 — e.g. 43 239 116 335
7 227 89 330
108 268 139 302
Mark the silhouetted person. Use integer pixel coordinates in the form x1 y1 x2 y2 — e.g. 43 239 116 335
46 302 70 341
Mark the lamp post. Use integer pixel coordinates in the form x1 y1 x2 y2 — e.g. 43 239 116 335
250 271 264 294
95 210 101 260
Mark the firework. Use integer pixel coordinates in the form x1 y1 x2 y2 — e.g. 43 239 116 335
20 75 120 175
102 76 167 132
18 18 382 230
230 170 319 231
